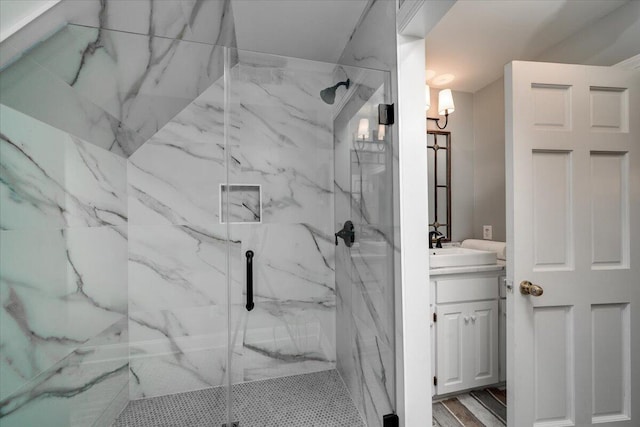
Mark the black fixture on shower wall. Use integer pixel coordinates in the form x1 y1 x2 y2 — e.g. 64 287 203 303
245 250 254 311
320 79 351 104
335 220 355 247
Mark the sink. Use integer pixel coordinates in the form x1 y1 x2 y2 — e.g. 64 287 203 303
429 247 497 268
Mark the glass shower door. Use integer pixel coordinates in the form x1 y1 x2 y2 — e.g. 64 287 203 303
224 47 396 426
334 74 397 425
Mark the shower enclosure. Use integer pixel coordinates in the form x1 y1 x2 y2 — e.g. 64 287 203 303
0 24 397 427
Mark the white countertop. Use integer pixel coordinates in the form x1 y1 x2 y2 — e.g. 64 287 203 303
430 260 505 276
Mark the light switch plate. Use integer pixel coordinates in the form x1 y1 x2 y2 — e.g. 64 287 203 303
483 225 492 240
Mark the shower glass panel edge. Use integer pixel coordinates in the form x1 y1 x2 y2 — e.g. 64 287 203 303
223 45 232 427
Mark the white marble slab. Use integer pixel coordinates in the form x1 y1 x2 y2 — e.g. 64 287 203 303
67 0 237 48
127 81 226 228
1 0 238 157
0 51 143 157
128 306 229 399
0 338 128 427
0 226 127 400
0 105 127 230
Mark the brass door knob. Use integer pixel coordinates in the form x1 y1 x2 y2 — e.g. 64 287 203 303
520 280 543 296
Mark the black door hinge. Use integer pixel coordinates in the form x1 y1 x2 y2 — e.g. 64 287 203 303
378 104 395 125
433 376 438 386
383 413 399 427
433 312 437 322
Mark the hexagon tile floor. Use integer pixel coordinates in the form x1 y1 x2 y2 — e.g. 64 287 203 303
113 370 366 427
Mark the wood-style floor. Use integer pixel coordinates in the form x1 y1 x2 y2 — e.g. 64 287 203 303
432 388 507 427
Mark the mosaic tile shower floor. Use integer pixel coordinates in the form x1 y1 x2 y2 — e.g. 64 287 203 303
114 370 366 427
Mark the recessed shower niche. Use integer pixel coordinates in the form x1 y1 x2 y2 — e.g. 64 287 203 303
220 184 262 223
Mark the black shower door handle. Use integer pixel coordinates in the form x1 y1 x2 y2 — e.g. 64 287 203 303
245 250 254 311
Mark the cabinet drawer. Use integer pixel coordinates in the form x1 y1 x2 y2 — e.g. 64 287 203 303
436 277 498 303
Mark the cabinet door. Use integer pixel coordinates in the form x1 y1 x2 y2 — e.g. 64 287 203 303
435 303 468 395
468 300 499 386
436 300 500 395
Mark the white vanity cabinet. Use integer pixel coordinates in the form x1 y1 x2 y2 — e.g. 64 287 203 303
431 269 504 396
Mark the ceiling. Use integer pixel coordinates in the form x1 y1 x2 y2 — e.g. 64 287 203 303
426 0 630 93
232 0 368 64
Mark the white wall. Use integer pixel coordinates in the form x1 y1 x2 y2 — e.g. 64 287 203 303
537 0 640 66
472 78 506 242
468 0 640 244
398 34 431 427
427 88 474 242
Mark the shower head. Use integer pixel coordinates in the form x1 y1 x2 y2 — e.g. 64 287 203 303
320 79 351 105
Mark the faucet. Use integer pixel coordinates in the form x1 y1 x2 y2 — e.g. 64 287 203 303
429 230 445 249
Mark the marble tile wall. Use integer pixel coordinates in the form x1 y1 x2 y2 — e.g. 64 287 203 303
0 105 129 426
228 54 337 384
0 25 229 158
125 54 338 399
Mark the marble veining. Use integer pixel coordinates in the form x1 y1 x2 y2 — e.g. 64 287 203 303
0 318 128 427
1 226 128 400
0 105 127 231
1 0 238 158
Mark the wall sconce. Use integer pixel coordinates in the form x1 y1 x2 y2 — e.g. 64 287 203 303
427 88 455 129
357 118 370 140
353 118 386 151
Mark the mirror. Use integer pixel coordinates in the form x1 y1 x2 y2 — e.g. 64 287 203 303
427 130 451 241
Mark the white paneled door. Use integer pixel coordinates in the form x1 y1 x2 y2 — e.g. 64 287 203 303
506 61 639 427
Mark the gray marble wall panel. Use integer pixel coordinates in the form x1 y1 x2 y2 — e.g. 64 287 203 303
0 225 129 423
337 0 397 73
67 0 237 48
1 24 230 157
126 57 338 398
127 79 225 229
0 319 128 427
0 0 238 158
0 105 127 230
229 224 336 383
0 106 128 424
0 44 146 158
125 78 228 399
226 57 334 229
